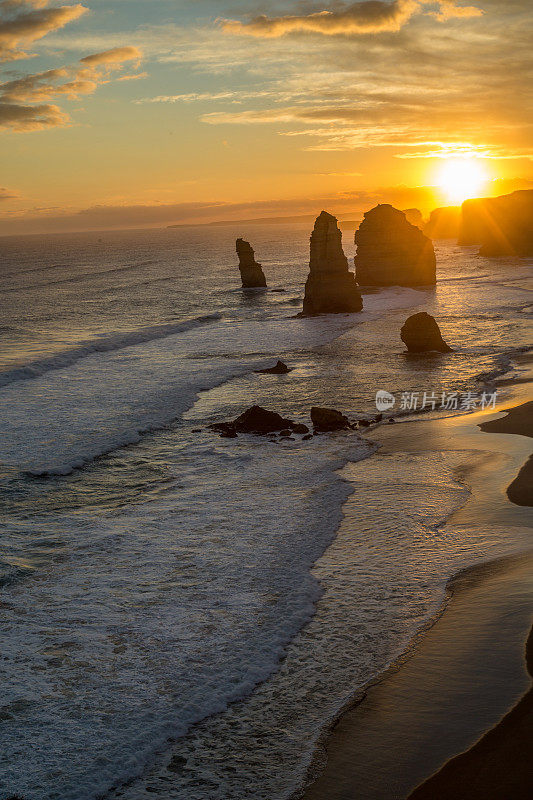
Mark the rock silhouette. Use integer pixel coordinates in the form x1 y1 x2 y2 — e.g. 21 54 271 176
236 239 267 288
354 204 436 286
400 312 452 353
402 208 424 229
301 211 363 315
255 360 292 374
424 206 462 240
311 407 352 432
210 405 297 436
459 190 533 256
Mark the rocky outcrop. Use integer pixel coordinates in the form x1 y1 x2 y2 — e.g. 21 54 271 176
424 206 462 240
236 239 267 288
459 190 533 256
210 405 297 436
354 204 436 286
400 312 452 353
301 211 363 315
255 360 291 374
311 407 352 432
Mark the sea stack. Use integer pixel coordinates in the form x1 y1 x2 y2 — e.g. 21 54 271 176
424 206 462 240
301 211 363 315
400 312 452 353
236 239 267 288
459 190 533 256
354 204 436 286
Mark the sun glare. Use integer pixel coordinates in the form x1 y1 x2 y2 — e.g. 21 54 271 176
436 158 489 205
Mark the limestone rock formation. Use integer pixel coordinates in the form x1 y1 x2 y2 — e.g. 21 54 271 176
236 239 267 288
424 206 462 240
459 190 533 256
402 208 424 229
400 312 452 353
311 407 352 432
301 211 363 315
354 204 436 286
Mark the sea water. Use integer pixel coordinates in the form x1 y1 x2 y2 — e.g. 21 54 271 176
0 224 531 799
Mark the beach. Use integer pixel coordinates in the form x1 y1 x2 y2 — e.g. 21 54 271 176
301 390 533 800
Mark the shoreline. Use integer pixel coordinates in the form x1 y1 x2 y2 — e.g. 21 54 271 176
300 390 533 800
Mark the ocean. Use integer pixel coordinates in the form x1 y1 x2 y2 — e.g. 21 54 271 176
0 223 531 800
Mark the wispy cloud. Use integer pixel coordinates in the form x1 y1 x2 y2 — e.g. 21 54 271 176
0 44 144 130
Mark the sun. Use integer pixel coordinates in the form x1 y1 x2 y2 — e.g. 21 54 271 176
436 158 489 205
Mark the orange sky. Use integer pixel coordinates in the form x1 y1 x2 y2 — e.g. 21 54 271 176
0 0 532 234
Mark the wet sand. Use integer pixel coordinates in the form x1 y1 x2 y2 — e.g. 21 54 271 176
301 393 533 800
480 400 533 507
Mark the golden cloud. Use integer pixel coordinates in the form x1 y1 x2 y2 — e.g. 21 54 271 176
0 0 87 61
219 0 482 38
80 46 142 66
0 45 144 129
0 100 69 130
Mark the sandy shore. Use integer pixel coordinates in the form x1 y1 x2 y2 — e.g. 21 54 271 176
301 392 533 800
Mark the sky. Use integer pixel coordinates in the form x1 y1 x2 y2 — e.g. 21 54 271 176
0 0 532 234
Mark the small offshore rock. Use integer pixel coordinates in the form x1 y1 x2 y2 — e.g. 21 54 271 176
388 417 396 423
358 419 371 427
400 312 452 353
302 433 313 441
256 360 292 374
192 428 202 433
220 430 237 439
292 423 310 434
311 407 352 432
211 405 296 436
279 429 292 436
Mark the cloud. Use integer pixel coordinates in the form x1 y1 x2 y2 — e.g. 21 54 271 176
219 0 421 38
0 45 144 129
0 0 87 62
0 188 442 234
218 1 482 38
80 45 142 66
0 100 68 130
0 185 17 199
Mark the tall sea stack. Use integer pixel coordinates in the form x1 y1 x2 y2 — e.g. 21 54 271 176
459 190 533 256
236 239 267 288
354 204 436 286
301 211 363 315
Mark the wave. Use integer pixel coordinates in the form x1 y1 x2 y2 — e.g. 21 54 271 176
0 313 222 388
1 262 153 293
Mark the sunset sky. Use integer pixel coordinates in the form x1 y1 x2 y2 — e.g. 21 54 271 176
0 0 531 234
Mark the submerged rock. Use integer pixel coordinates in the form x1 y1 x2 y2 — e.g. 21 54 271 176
311 407 352 432
301 211 363 315
400 312 452 353
459 190 533 256
255 360 291 374
236 239 267 288
354 204 436 286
